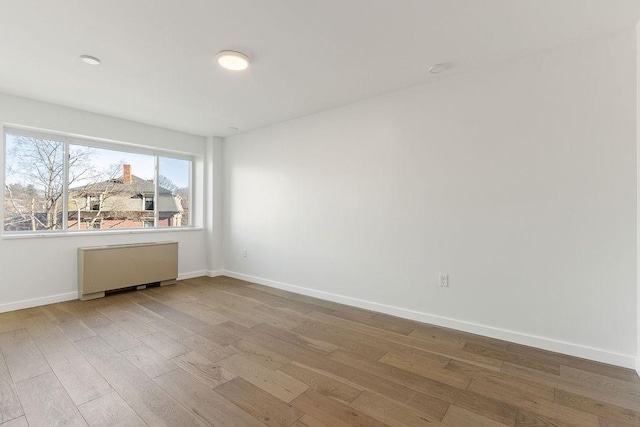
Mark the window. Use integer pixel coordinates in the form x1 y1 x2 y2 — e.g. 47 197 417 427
144 196 154 211
4 128 195 234
88 196 100 211
158 157 190 227
85 218 102 229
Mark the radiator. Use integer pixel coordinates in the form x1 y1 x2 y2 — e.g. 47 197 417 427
77 241 178 301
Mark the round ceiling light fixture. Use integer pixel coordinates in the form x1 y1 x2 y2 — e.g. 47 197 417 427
428 63 450 74
216 50 250 71
80 55 101 65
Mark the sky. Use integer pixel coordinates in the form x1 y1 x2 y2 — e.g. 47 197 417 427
5 134 190 189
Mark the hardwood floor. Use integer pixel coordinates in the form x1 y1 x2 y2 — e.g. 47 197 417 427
0 276 639 426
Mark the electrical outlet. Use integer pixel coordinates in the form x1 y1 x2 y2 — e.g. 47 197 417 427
242 248 248 258
439 274 449 287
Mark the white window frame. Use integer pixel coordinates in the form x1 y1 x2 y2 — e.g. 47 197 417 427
2 126 196 235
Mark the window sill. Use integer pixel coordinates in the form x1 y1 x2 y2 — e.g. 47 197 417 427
2 226 204 240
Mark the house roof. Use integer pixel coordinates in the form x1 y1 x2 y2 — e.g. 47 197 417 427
74 175 173 195
70 175 182 214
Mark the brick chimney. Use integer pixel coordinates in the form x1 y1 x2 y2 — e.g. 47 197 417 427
123 164 132 184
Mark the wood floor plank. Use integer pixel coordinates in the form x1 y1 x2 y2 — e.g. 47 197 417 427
292 414 328 427
177 333 235 362
218 353 308 403
154 367 264 426
463 342 560 374
467 375 599 426
254 323 339 354
350 390 443 426
554 388 640 425
559 365 640 399
0 329 50 383
1 276 638 426
248 304 304 330
121 345 178 378
292 321 388 360
215 376 305 426
508 343 640 384
291 388 388 427
72 310 112 329
74 336 200 426
197 299 262 328
41 305 97 342
305 311 503 370
216 284 320 315
148 318 195 340
355 312 417 336
138 299 240 345
502 362 640 412
22 316 112 405
330 349 518 425
410 325 510 351
0 314 23 335
138 332 188 359
230 339 292 370
323 308 378 324
91 323 141 352
15 372 87 426
97 307 159 338
0 352 23 424
214 321 451 419
380 351 471 389
279 363 363 404
442 405 510 427
514 409 563 426
77 391 146 426
171 350 236 388
170 301 230 326
14 307 44 320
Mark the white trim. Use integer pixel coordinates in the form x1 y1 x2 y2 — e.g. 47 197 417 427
0 292 77 314
177 270 209 280
224 270 637 369
2 227 203 240
5 124 196 158
206 269 224 277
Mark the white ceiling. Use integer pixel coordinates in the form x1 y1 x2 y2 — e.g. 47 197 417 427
1 1 639 138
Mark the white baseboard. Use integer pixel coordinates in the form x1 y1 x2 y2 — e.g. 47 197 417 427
636 358 640 377
178 270 208 280
0 271 223 314
224 270 636 369
0 291 78 314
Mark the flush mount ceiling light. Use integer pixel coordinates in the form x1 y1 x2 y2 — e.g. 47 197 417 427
428 63 450 74
80 55 101 65
216 50 250 71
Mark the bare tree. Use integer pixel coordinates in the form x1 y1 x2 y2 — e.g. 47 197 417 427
4 136 97 231
158 175 179 193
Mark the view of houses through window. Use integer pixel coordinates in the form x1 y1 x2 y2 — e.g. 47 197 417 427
4 130 192 232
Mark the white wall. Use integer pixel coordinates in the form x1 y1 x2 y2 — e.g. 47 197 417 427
207 135 225 274
224 30 638 367
0 92 219 311
636 22 640 374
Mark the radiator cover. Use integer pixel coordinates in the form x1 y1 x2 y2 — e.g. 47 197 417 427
77 241 178 301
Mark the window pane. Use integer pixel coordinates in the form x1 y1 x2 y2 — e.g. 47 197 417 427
68 147 155 230
158 157 189 227
4 134 65 232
